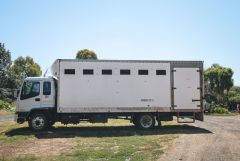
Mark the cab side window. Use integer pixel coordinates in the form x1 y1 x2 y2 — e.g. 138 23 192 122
43 82 51 95
20 81 40 100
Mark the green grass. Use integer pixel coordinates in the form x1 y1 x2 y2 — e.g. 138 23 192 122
59 134 173 161
0 119 184 161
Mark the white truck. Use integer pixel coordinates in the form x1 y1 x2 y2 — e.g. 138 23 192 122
15 59 204 131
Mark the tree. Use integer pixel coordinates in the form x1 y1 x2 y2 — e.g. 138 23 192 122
8 56 42 89
228 86 240 102
0 43 11 76
0 43 42 102
204 64 233 104
0 43 12 101
0 43 11 87
76 49 97 59
227 86 240 110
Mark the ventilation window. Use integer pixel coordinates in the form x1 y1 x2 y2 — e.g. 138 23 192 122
156 70 166 75
83 69 94 75
102 69 112 75
120 69 130 75
138 70 148 75
64 69 75 74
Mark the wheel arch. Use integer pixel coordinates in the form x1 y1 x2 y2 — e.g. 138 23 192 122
27 107 55 121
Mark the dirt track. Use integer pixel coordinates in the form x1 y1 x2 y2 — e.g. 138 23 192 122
0 115 14 122
159 115 240 161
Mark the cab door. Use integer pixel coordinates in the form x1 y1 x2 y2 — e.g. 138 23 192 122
18 81 42 112
41 81 55 108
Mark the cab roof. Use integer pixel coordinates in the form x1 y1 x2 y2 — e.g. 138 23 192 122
24 76 55 81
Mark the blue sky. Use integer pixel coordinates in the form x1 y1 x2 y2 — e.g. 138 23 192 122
1 0 240 85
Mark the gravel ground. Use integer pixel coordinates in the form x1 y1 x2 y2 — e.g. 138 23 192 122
159 115 240 161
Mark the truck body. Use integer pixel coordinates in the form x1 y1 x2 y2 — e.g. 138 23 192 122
15 59 204 130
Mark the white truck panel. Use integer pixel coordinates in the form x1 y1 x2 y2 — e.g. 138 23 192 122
55 61 171 113
173 68 201 109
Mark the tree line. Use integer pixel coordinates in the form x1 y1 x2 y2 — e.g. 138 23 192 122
204 64 240 113
0 43 42 103
0 42 239 113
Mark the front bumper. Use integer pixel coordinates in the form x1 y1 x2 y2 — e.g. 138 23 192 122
15 112 29 124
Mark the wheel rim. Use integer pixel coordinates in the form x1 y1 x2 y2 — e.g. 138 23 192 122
140 115 153 128
32 116 45 130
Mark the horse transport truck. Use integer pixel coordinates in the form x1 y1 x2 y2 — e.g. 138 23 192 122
15 59 204 131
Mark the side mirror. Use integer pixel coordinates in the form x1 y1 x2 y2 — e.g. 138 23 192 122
13 89 20 98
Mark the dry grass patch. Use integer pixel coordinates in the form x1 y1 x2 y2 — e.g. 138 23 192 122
0 110 13 116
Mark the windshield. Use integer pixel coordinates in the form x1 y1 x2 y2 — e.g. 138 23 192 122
20 81 40 100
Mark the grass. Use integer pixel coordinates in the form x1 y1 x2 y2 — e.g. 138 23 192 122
71 138 162 161
0 119 210 161
0 122 35 144
52 132 175 161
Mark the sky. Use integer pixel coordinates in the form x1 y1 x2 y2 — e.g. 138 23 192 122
0 0 240 85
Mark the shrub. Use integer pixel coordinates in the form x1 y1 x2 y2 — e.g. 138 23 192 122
0 100 15 112
0 88 14 102
211 104 229 114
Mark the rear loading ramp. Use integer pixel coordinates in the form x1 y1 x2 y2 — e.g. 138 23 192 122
172 67 203 122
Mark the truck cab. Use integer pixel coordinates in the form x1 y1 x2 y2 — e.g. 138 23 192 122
15 77 56 129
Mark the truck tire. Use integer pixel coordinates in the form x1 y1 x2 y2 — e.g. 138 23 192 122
135 114 155 129
28 113 49 131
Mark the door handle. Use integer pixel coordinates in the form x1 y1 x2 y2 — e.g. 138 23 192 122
35 98 40 101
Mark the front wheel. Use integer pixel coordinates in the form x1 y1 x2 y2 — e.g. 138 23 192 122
135 114 155 129
28 113 49 131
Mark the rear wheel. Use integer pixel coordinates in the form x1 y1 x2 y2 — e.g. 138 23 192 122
28 113 49 131
135 114 155 129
